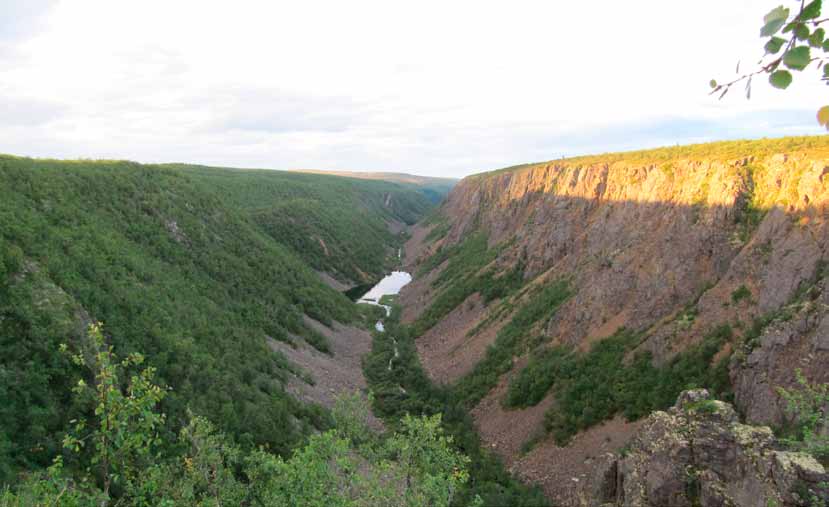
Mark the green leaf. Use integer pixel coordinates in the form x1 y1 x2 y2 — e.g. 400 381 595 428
817 105 829 127
765 36 787 54
763 18 789 36
784 46 812 70
709 79 717 89
800 0 822 20
810 28 826 47
762 5 790 36
823 65 829 77
795 23 811 40
823 39 829 51
764 5 790 24
770 69 793 89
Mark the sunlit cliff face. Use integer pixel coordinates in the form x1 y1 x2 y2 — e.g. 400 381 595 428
451 143 829 214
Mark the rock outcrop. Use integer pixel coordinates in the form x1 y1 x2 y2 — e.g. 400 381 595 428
732 278 829 428
581 389 828 507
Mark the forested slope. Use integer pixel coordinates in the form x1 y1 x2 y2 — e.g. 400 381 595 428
296 169 457 204
0 155 432 484
173 164 433 283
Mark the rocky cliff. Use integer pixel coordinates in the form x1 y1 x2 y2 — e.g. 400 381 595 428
581 389 828 507
400 137 829 505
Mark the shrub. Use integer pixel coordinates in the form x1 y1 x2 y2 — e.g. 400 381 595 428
777 369 829 465
532 325 734 445
731 284 752 303
451 281 571 408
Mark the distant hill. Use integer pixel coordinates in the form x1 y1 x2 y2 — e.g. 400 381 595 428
295 170 457 203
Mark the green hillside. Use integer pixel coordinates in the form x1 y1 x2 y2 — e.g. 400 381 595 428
0 155 433 483
296 170 458 204
173 165 433 282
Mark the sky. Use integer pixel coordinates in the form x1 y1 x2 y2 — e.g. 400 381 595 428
1 0 827 178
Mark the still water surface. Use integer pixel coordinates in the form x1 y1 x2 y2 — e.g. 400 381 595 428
357 271 412 331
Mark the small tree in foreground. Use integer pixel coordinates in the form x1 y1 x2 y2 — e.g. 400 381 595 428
62 322 166 503
1 322 476 507
712 1 829 129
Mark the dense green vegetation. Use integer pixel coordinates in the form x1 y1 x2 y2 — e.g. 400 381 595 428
294 170 457 206
0 244 84 483
455 281 572 407
420 210 453 243
501 326 733 446
173 164 432 282
1 324 473 506
363 305 549 507
0 155 433 486
412 233 524 338
777 369 829 466
731 284 752 303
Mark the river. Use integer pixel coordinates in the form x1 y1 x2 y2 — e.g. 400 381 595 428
356 271 412 331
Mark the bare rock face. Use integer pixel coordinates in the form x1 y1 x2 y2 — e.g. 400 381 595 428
399 142 829 504
438 154 829 354
581 390 828 507
731 279 829 428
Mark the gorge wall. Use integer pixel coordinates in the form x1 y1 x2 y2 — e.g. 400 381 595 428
400 137 829 505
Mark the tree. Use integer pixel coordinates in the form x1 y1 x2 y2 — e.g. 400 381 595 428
384 414 475 507
246 407 476 507
1 324 477 507
61 322 166 504
145 415 248 507
711 1 829 129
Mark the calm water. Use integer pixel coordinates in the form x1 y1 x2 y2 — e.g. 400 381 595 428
357 271 412 331
358 271 412 303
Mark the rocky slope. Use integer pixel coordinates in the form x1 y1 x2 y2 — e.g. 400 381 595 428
579 389 828 507
399 137 829 504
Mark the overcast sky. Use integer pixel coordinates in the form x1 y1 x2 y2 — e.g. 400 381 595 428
1 0 827 177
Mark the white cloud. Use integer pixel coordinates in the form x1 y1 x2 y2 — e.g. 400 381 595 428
0 0 826 176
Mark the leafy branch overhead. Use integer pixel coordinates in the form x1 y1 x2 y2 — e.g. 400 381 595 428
710 0 829 129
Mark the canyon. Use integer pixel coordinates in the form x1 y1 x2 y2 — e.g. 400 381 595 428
399 137 829 505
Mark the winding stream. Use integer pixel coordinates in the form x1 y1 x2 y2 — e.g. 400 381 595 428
356 271 412 331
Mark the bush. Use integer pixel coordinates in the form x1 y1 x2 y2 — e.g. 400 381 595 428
455 280 572 406
363 306 549 506
506 325 737 446
731 284 752 303
412 235 525 337
505 346 574 409
777 369 829 465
